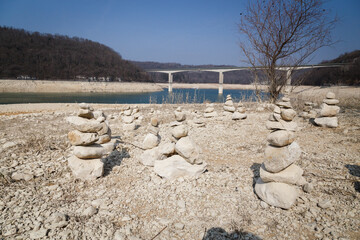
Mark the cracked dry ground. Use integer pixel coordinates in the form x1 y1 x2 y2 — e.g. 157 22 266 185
0 103 359 240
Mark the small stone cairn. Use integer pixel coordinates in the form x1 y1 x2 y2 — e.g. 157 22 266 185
313 92 340 128
204 103 218 118
66 103 115 180
255 97 306 209
122 106 136 131
142 117 160 150
299 102 317 119
153 107 207 179
232 101 247 120
223 94 236 114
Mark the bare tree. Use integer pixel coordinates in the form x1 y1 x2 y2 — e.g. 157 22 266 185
238 0 337 102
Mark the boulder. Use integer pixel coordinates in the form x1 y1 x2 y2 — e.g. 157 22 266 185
267 130 295 147
319 104 340 117
154 155 207 180
265 120 298 132
66 116 103 133
67 156 104 180
260 164 304 184
68 130 99 146
143 133 160 149
73 145 106 159
175 137 202 164
171 125 188 139
263 142 302 173
314 117 338 128
254 178 298 209
281 109 297 121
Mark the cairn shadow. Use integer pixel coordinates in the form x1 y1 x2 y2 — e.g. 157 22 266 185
250 163 261 188
345 164 360 193
102 145 130 177
202 227 262 240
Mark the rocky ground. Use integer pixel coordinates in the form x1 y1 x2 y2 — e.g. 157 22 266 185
0 102 359 240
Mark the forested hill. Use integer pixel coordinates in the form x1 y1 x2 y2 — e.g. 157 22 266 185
0 26 150 82
303 50 360 86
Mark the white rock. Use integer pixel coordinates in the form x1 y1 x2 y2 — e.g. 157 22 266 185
314 117 338 128
260 164 304 184
124 109 132 116
68 130 99 146
148 125 159 135
67 156 104 180
143 133 160 149
123 115 134 124
159 142 175 157
79 102 90 109
97 122 109 135
265 120 298 131
319 103 340 117
232 112 247 120
101 140 116 154
154 155 207 179
2 141 17 150
97 134 111 144
139 147 161 166
73 145 106 159
326 92 336 99
93 110 105 119
255 178 298 209
205 107 214 113
29 228 48 239
273 106 281 114
263 142 302 173
123 123 136 131
276 101 292 108
223 105 236 112
175 111 186 122
82 206 98 217
323 98 339 105
281 109 297 121
11 171 33 181
78 109 94 119
204 111 218 118
267 130 295 147
238 106 246 113
171 125 188 139
66 116 103 133
175 136 202 164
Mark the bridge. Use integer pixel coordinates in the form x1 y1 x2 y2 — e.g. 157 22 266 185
146 64 346 94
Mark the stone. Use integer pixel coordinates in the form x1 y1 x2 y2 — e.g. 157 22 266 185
175 136 202 164
11 171 33 181
124 109 132 116
232 112 247 120
224 100 234 107
260 164 304 185
45 212 68 229
148 125 160 135
67 156 104 180
123 122 136 131
205 107 214 113
223 106 236 112
281 109 297 121
93 110 105 120
323 98 339 105
78 109 94 119
254 178 298 209
79 102 90 109
73 145 106 159
143 133 160 149
82 206 98 217
175 111 186 122
139 147 160 166
303 182 314 193
319 104 340 117
171 125 188 139
97 134 111 144
318 199 332 209
267 130 295 147
68 130 99 146
29 228 49 239
282 97 290 102
265 120 298 132
150 117 159 127
174 222 185 230
113 231 127 240
154 155 207 180
238 107 246 113
326 92 336 99
101 141 116 153
159 142 175 158
314 117 338 128
204 111 218 118
66 116 103 133
273 106 281 114
276 101 292 108
123 115 134 124
263 142 302 173
97 122 109 135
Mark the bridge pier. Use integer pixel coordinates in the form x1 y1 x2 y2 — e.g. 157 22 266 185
168 72 173 92
218 71 224 95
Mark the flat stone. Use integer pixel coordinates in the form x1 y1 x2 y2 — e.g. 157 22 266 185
319 103 340 117
101 140 116 154
175 136 202 164
97 134 111 144
326 92 336 99
139 147 160 166
123 122 136 131
97 122 109 135
66 116 103 133
263 142 302 173
323 98 339 105
170 121 182 127
314 117 338 128
73 144 106 159
11 171 33 181
123 115 134 124
175 111 186 122
276 101 292 108
205 107 214 113
266 120 298 131
204 111 218 118
154 155 207 180
224 100 234 107
282 97 290 102
318 199 332 209
237 107 246 113
273 106 281 114
124 109 132 116
260 163 304 184
148 125 159 135
29 228 49 239
304 101 313 106
159 142 175 158
143 133 160 149
171 125 188 139
223 105 236 112
232 112 247 120
281 109 297 121
267 130 295 147
67 156 104 180
78 109 94 119
79 102 90 109
68 130 99 146
255 178 298 209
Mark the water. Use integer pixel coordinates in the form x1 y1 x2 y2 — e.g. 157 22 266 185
0 88 269 104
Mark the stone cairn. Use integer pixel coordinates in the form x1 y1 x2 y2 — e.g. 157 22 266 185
152 107 207 179
223 94 236 114
299 102 317 119
313 92 340 128
66 103 115 180
122 106 136 131
232 101 247 120
142 117 160 150
255 97 306 209
204 103 218 118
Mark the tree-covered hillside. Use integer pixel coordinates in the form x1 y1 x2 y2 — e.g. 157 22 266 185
0 26 150 82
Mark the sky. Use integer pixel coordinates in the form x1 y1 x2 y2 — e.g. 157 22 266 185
0 0 359 66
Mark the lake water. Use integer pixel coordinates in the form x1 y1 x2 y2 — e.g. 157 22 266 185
0 88 269 104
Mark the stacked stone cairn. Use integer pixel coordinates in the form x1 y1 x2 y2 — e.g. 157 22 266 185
142 117 160 150
66 103 115 180
299 102 317 119
255 97 306 209
204 103 218 118
223 94 236 114
152 107 207 179
122 106 136 131
232 101 247 120
314 92 340 128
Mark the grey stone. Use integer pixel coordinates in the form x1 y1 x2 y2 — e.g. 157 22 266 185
326 92 336 99
232 112 247 120
29 228 48 239
175 136 202 164
266 120 298 131
78 109 94 119
67 156 104 180
123 122 136 131
303 182 314 193
82 206 98 217
143 133 160 149
68 130 99 146
171 125 188 139
73 144 106 159
323 98 339 105
123 115 134 124
318 199 332 209
267 130 295 147
66 116 103 133
276 101 292 108
139 147 160 166
319 103 340 117
260 163 304 185
223 105 236 112
281 108 297 121
204 111 218 118
314 117 338 128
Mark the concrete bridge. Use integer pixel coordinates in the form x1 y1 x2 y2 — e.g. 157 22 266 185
146 64 345 94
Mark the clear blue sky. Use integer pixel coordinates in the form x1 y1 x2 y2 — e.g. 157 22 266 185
0 0 359 66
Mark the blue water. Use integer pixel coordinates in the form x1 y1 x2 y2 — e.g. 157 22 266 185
0 88 269 104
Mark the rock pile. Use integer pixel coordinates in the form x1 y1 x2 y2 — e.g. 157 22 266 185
232 101 247 120
204 103 218 118
314 92 340 128
122 106 136 131
223 94 236 114
299 102 317 119
255 97 306 209
66 103 115 180
142 117 160 150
